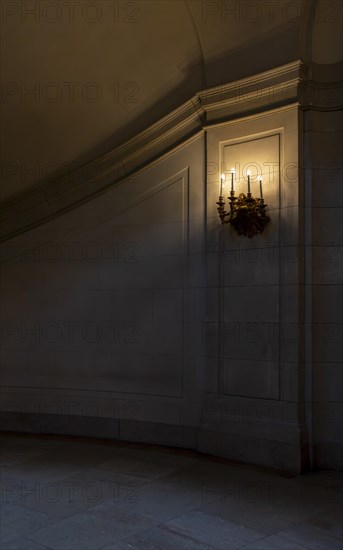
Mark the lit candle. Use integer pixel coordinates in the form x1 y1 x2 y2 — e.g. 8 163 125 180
220 173 225 196
230 168 235 192
258 175 263 198
247 170 251 194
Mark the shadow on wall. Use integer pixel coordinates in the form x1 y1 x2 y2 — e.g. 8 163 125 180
1 14 304 205
57 15 303 168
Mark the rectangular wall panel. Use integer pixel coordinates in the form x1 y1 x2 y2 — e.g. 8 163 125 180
219 134 281 399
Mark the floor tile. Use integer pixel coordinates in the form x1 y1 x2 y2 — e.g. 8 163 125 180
102 525 211 549
275 521 343 549
3 458 85 484
111 478 219 522
163 509 264 549
242 533 309 549
4 536 53 550
299 471 343 493
0 503 56 544
307 505 343 536
26 501 157 549
12 467 148 519
199 477 341 535
97 456 179 481
1 433 342 550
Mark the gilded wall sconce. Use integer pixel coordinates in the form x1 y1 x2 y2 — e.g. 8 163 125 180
217 170 270 238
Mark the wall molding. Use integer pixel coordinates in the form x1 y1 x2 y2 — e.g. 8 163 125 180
1 59 340 242
0 412 305 472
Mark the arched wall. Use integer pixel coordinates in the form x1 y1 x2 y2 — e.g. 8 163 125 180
0 134 207 451
1 104 306 471
0 62 308 473
1 1 342 471
1 0 310 201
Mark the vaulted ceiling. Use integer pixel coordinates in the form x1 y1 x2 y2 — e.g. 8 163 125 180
0 0 328 201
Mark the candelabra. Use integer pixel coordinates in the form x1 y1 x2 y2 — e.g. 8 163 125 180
217 172 270 238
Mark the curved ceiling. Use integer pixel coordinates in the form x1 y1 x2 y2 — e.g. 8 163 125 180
1 0 312 202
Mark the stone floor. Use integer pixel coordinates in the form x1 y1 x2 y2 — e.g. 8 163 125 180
0 433 342 550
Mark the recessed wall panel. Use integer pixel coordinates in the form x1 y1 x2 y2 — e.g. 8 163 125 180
220 133 281 399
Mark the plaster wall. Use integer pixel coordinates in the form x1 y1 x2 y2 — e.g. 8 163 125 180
1 105 312 472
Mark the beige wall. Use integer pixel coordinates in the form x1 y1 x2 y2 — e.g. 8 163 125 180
0 0 310 201
0 134 206 449
1 97 342 471
203 105 305 471
1 1 342 471
305 109 343 470
0 103 313 473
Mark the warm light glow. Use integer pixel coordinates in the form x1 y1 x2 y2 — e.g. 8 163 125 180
217 162 270 235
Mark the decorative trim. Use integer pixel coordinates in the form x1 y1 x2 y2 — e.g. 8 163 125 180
2 59 335 243
0 413 306 472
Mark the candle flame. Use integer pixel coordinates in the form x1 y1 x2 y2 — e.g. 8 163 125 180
221 174 225 181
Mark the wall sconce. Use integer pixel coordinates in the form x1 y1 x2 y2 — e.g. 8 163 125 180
216 170 270 238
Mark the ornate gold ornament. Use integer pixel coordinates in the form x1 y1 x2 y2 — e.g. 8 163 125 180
217 172 270 238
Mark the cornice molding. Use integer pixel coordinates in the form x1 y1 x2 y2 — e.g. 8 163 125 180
1 59 339 242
